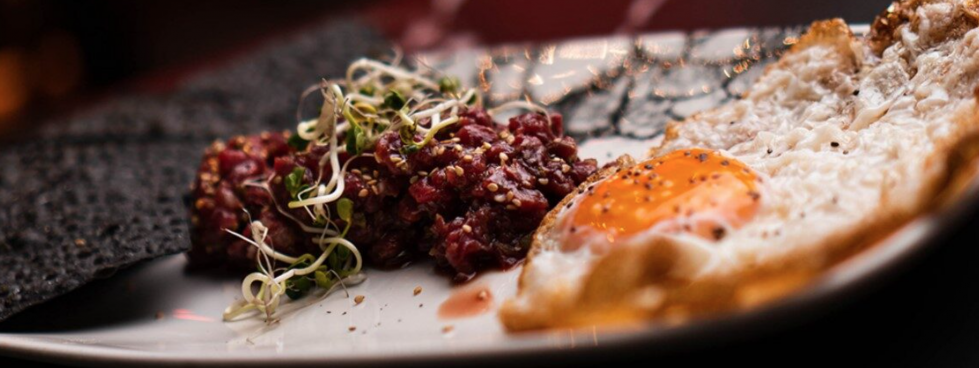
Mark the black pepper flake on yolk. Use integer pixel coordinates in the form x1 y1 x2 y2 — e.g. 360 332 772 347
571 148 761 243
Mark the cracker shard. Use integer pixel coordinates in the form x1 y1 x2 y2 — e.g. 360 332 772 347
0 21 384 323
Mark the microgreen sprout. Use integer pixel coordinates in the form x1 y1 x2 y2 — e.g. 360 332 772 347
222 55 553 323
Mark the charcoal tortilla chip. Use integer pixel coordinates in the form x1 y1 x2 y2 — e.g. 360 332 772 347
0 21 386 322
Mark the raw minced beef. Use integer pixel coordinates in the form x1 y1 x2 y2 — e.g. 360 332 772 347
188 108 597 279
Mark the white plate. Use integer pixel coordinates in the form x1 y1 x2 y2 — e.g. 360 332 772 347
7 24 968 367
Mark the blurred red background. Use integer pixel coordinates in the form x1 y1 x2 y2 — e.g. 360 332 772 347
0 0 890 135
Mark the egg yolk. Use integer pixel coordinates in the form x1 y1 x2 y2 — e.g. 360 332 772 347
570 148 760 244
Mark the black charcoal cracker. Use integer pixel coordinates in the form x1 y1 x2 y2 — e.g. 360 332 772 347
0 21 386 322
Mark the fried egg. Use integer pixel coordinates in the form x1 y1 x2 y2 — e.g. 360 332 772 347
501 0 979 331
568 149 760 247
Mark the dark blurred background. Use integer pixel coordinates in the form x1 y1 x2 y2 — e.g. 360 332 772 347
0 0 890 136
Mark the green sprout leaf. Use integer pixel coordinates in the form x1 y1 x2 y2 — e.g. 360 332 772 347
285 167 309 199
287 134 310 151
399 124 415 144
314 270 334 289
400 145 420 155
345 122 366 155
285 276 312 300
336 198 354 222
359 85 376 96
382 90 406 110
438 76 460 94
398 125 422 155
327 249 346 272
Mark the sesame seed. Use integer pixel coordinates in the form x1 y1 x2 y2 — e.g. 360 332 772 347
561 164 571 173
538 178 549 185
494 194 506 203
442 325 455 334
358 189 369 197
418 170 429 176
349 326 357 332
414 286 423 296
451 137 461 142
506 191 515 200
464 155 473 162
410 176 419 184
477 290 489 300
487 183 499 192
506 205 516 210
462 224 473 233
390 155 403 163
512 199 522 207
500 131 510 139
453 166 465 176
454 144 463 152
482 142 492 149
351 169 362 175
499 152 509 162
830 142 840 147
354 295 365 305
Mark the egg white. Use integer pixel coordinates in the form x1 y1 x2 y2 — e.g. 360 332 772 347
503 0 979 330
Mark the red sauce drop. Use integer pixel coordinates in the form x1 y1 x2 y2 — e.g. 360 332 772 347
438 285 494 319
